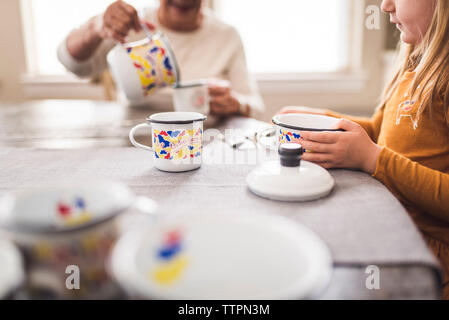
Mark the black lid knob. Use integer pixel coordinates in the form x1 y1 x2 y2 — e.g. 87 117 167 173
279 143 303 167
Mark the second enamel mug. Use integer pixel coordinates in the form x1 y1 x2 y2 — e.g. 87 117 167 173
257 113 342 151
129 112 207 172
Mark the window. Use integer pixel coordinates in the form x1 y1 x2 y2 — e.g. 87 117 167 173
25 0 350 76
25 0 156 75
214 0 350 74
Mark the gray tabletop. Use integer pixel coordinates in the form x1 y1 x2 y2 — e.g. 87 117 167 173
0 100 442 299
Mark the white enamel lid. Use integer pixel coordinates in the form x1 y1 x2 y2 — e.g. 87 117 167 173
247 160 335 202
110 213 332 300
0 240 25 298
0 181 135 234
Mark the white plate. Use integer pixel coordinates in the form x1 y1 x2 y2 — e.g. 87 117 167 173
110 213 332 300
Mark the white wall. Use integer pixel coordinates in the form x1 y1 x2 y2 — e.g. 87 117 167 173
0 0 27 102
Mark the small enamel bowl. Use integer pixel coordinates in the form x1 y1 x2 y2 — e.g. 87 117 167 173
0 181 157 299
258 114 342 151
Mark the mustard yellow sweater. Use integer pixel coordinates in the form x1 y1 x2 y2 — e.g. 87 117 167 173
328 71 449 245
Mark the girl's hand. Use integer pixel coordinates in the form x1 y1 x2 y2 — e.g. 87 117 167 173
209 85 242 116
276 106 328 116
96 0 145 43
299 119 382 174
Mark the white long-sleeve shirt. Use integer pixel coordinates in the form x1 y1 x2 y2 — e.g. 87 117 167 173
57 7 264 116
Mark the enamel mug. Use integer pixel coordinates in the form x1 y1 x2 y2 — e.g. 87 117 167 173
257 113 342 151
129 112 207 172
172 81 210 115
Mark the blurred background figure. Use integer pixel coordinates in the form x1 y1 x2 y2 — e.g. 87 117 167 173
0 0 401 124
57 0 264 118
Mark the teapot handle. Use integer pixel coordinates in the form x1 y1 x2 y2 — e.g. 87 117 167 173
138 10 155 39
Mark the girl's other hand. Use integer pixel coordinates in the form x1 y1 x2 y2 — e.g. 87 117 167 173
276 106 328 116
299 119 382 174
96 0 143 43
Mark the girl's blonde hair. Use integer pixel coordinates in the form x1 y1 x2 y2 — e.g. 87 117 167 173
379 0 449 118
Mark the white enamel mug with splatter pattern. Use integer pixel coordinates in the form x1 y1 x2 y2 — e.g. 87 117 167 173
257 113 342 151
129 112 207 173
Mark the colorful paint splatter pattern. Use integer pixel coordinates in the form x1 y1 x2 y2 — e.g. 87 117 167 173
153 128 202 160
152 229 188 285
126 38 176 97
279 128 302 145
57 197 92 227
